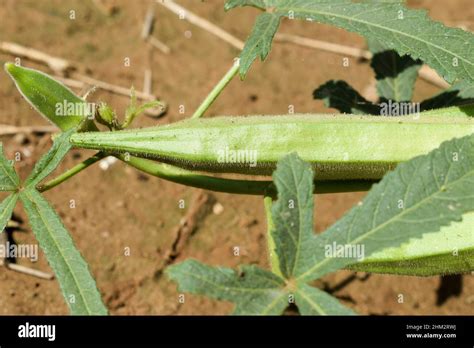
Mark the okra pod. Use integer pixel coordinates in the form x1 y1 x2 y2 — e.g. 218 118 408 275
70 113 474 180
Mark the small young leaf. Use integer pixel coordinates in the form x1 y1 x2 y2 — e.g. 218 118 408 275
313 80 381 114
368 39 422 102
4 63 95 131
20 188 107 315
421 81 474 111
132 101 163 119
295 282 355 315
298 133 474 282
0 143 20 191
24 129 74 188
347 212 474 276
124 86 138 122
238 13 281 78
167 259 288 315
271 153 314 279
226 0 474 84
121 87 163 128
124 101 162 128
0 194 19 234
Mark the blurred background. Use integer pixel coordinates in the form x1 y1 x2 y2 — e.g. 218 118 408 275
0 0 472 314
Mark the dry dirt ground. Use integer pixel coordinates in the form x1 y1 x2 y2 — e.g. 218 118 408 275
0 0 473 315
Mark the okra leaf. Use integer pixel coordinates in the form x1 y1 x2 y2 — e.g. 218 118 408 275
124 87 163 128
313 80 381 115
167 259 289 315
20 188 107 315
225 0 474 84
295 283 355 315
368 39 422 102
421 81 474 111
269 154 355 314
347 212 474 276
0 194 19 234
4 63 93 131
271 152 314 279
235 12 281 78
168 155 356 315
298 133 474 282
0 143 20 191
24 129 74 188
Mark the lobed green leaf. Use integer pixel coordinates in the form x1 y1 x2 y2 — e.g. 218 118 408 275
348 212 474 276
168 155 375 315
298 134 474 282
0 143 20 191
24 129 74 188
237 13 281 78
226 0 474 84
167 259 288 315
295 282 355 315
270 153 314 279
0 194 19 234
368 38 422 102
20 188 107 315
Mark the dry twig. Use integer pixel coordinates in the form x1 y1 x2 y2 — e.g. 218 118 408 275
274 33 450 89
142 5 171 54
0 230 54 280
156 0 245 50
0 125 58 136
143 69 153 96
0 41 72 74
148 37 171 54
1 41 168 115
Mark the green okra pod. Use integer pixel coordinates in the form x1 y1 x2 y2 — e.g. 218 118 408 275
69 112 474 180
5 62 474 277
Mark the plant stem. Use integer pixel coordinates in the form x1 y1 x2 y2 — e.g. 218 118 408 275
264 196 282 277
37 152 107 192
37 149 374 194
121 154 273 195
191 59 240 119
119 155 375 195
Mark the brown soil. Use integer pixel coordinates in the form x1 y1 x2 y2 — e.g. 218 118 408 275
0 0 473 315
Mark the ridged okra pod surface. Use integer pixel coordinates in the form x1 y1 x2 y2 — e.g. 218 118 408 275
70 114 474 180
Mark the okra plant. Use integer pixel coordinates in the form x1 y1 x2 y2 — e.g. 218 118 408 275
1 0 473 315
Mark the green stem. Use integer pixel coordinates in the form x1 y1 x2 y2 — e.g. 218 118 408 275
191 59 240 119
37 152 107 192
37 148 374 195
118 155 375 195
264 196 282 277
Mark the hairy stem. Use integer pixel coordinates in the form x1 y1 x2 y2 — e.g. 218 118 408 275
37 149 374 195
117 155 374 195
37 152 107 192
191 59 240 119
